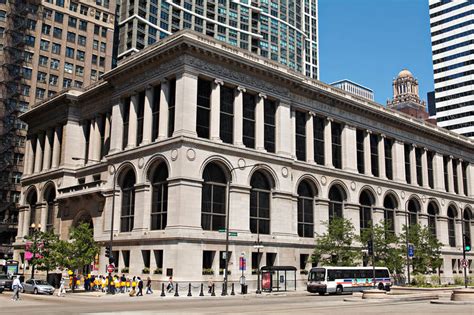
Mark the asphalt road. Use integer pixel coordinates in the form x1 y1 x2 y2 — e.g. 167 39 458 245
0 290 472 315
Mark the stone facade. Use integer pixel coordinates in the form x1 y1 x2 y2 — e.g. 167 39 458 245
15 31 474 284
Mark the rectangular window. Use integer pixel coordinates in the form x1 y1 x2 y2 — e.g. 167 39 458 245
53 27 62 39
168 79 176 137
122 97 130 149
300 254 309 270
78 35 86 46
65 47 74 58
384 138 393 180
404 144 411 184
196 78 211 139
251 252 262 273
50 58 59 70
453 159 459 194
356 129 364 174
42 24 51 35
370 134 379 177
243 93 256 148
68 16 77 27
136 91 145 145
122 250 130 268
331 122 342 169
54 12 64 23
443 156 449 192
79 20 87 31
313 116 325 165
37 71 47 83
295 111 306 161
67 31 76 43
202 250 214 272
39 55 48 67
76 50 85 61
264 99 276 153
142 250 151 269
219 251 232 274
40 39 50 51
154 250 163 273
220 86 234 144
415 147 423 186
52 43 61 54
462 162 469 196
427 151 434 189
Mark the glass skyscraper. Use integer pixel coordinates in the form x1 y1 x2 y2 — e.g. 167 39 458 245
117 0 319 79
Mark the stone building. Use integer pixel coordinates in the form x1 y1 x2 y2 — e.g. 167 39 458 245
14 31 474 284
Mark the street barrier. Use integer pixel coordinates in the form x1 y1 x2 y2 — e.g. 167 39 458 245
231 283 235 296
211 283 215 296
187 283 192 297
160 283 165 297
174 283 179 297
199 283 204 296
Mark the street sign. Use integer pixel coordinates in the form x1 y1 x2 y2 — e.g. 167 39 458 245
229 232 238 237
461 259 468 268
239 257 247 271
408 244 415 258
107 264 115 273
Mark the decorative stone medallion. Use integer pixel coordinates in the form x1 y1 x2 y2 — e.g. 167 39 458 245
441 199 445 206
401 191 405 199
57 178 62 188
281 167 289 178
377 186 382 195
350 181 356 191
238 158 246 169
138 157 145 169
321 176 327 186
171 149 178 161
422 195 426 203
186 148 196 161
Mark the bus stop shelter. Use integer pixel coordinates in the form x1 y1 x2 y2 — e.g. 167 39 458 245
261 266 297 292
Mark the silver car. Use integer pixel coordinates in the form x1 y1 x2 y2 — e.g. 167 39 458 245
22 279 55 295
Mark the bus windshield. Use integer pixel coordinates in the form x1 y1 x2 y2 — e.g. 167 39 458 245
309 269 325 282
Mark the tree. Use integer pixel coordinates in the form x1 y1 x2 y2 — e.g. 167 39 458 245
62 223 100 272
400 224 443 274
311 218 361 266
359 223 405 275
25 230 60 277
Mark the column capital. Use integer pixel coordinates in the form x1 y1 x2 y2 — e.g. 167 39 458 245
160 78 169 85
395 139 404 145
412 143 417 148
237 86 246 93
380 133 386 138
449 155 454 159
366 129 372 134
258 92 267 99
326 117 333 122
308 111 316 117
423 147 428 152
213 78 224 86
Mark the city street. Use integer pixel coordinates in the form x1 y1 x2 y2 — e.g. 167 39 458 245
0 291 472 315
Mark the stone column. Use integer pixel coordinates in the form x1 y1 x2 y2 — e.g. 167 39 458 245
433 153 444 191
363 130 372 176
23 206 31 237
342 124 357 172
392 140 406 183
291 109 296 158
210 79 223 142
61 119 85 167
93 115 103 161
447 156 454 193
233 86 245 147
103 113 111 157
410 144 417 185
314 199 329 235
42 128 53 171
25 136 35 175
109 99 124 154
275 101 292 157
51 125 62 169
16 207 26 239
34 132 44 173
255 93 266 151
87 119 95 163
437 217 449 247
306 112 315 163
38 203 47 232
378 134 386 179
457 160 464 195
324 118 332 168
421 148 429 188
468 163 474 198
133 183 151 232
345 203 361 236
157 80 169 141
141 86 154 145
126 94 139 149
102 189 119 234
173 72 198 137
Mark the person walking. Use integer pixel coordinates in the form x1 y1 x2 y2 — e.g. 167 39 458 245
136 277 143 296
57 277 66 297
145 277 152 294
12 276 22 301
166 276 174 293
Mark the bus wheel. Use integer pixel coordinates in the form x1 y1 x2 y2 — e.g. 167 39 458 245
336 285 343 295
377 283 384 290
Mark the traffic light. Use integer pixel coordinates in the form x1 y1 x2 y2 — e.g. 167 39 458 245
464 234 471 252
367 240 374 256
105 246 111 258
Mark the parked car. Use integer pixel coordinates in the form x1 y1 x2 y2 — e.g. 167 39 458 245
0 285 4 294
22 279 55 295
0 274 13 290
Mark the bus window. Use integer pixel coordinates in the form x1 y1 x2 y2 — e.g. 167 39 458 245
311 269 325 281
375 269 389 278
343 270 351 279
328 270 336 281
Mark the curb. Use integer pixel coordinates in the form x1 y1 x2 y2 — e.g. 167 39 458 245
430 300 474 305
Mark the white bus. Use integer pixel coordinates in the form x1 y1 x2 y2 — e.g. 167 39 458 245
307 266 391 295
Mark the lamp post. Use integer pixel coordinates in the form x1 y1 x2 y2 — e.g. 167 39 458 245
73 157 116 294
253 233 263 294
222 163 264 296
461 208 467 289
29 223 41 279
404 208 410 285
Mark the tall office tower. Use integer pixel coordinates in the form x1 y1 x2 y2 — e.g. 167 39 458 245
429 0 474 138
117 0 319 79
0 0 116 257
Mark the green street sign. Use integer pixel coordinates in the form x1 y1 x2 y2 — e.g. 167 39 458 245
218 229 226 233
229 232 238 237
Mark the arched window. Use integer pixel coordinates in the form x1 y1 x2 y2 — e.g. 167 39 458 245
383 194 397 234
27 189 37 235
328 185 345 222
447 206 457 247
250 170 272 235
463 208 472 243
150 164 168 230
359 190 375 234
201 163 228 231
407 199 420 228
297 180 316 238
44 186 56 232
427 202 439 238
120 169 136 232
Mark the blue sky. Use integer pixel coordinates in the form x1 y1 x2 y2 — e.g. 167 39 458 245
318 0 434 105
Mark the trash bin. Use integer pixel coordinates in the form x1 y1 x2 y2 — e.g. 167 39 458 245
241 284 248 294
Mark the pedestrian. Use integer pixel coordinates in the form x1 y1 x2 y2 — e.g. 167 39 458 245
145 277 153 294
137 277 143 296
166 276 174 293
129 285 136 297
12 276 22 301
58 277 66 297
208 278 214 293
72 275 77 292
121 274 126 293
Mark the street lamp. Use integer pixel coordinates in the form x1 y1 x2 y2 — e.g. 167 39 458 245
404 207 410 285
29 223 41 279
253 233 264 294
72 157 116 294
222 163 264 296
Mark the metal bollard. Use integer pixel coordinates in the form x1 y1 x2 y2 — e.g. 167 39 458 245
211 283 215 296
187 283 192 297
221 282 226 296
174 283 179 297
231 283 235 296
199 283 204 296
160 283 165 297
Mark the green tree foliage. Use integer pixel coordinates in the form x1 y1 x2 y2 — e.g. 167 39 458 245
359 223 405 274
400 224 443 274
311 218 361 266
62 223 100 271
